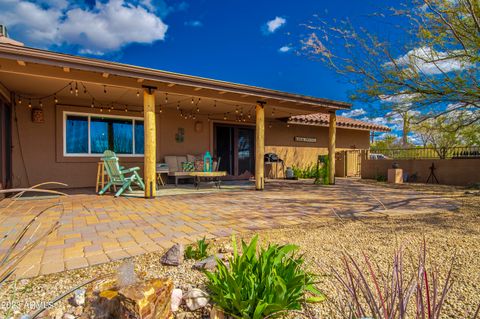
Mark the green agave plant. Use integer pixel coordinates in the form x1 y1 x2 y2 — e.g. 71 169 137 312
205 235 324 319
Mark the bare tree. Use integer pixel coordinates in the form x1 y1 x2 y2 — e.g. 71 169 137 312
302 0 479 127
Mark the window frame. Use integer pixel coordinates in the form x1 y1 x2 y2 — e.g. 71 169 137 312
63 111 145 157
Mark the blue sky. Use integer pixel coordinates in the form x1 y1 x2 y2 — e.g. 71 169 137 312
0 0 403 136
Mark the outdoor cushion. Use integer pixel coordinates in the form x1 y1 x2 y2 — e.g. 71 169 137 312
176 156 187 171
182 161 195 172
164 156 179 173
194 159 204 172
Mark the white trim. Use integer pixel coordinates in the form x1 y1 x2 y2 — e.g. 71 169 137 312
63 111 145 157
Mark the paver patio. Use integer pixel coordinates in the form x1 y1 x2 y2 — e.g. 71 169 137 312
0 179 458 278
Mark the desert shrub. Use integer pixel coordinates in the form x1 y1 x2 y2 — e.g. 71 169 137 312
328 242 480 319
376 174 387 182
185 236 209 260
205 235 324 319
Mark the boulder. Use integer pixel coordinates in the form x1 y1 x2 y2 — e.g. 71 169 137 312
160 244 184 266
85 278 173 319
193 254 223 271
184 288 209 311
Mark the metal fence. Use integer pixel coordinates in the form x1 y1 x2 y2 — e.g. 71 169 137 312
369 146 480 160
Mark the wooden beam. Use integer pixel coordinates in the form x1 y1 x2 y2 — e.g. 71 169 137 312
63 67 70 73
17 60 26 66
102 72 109 78
137 78 144 83
193 87 202 91
143 89 156 198
255 102 265 190
328 111 336 185
167 83 176 87
218 91 227 95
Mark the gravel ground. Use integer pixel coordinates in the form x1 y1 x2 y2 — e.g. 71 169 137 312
1 182 479 318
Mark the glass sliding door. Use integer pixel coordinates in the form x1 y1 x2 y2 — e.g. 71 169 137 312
214 124 255 178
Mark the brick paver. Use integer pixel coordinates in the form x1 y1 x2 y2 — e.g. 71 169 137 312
0 179 457 278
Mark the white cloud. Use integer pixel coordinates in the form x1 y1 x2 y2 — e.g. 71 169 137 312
0 0 169 55
385 46 473 75
264 16 286 34
340 108 366 118
278 46 292 53
184 20 203 27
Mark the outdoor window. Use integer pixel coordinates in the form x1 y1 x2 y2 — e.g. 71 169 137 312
64 113 144 156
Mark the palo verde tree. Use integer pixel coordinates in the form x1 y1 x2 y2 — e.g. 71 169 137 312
302 0 479 129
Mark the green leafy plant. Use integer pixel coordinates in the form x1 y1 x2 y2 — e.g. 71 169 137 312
205 235 324 319
185 236 210 260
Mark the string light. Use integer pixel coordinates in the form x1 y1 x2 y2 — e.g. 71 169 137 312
196 107 200 113
104 85 107 94
54 95 58 104
124 105 128 112
100 107 103 113
70 83 73 94
28 99 32 108
75 82 78 96
271 108 275 116
191 97 194 104
287 123 290 128
192 114 196 120
165 93 168 104
176 102 180 110
269 123 272 129
18 97 22 104
214 100 217 107
91 99 95 108
235 106 239 114
39 100 43 108
159 106 163 113
136 90 140 97
223 114 227 120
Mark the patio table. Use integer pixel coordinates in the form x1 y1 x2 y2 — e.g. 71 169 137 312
189 171 227 189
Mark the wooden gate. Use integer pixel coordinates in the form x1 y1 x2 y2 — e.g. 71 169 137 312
345 150 362 177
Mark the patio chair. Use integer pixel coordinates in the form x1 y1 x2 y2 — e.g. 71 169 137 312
99 150 145 197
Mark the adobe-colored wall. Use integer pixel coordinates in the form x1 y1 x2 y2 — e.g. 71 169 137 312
266 123 370 170
11 100 211 188
11 100 370 188
361 158 480 186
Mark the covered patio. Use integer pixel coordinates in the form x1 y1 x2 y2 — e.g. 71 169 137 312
0 44 351 195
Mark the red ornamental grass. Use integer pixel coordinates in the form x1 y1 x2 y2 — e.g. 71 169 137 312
328 240 477 319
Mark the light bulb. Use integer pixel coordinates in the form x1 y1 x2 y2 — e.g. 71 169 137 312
191 98 194 104
54 95 58 103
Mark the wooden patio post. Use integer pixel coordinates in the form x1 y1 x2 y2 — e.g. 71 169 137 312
143 87 156 198
328 110 337 185
255 102 265 190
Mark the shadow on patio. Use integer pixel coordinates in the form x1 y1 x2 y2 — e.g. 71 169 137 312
0 178 459 278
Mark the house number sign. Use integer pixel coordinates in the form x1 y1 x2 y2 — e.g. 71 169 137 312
294 136 317 143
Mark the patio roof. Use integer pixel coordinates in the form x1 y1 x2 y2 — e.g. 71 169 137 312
287 113 391 132
0 44 351 114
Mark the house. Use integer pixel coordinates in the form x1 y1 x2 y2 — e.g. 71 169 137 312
0 31 388 196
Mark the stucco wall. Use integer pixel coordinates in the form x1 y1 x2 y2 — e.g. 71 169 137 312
362 158 480 186
266 123 370 170
11 100 370 188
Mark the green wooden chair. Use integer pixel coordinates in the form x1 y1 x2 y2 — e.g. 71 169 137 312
99 150 145 197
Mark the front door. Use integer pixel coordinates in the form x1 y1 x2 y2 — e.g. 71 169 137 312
214 124 255 178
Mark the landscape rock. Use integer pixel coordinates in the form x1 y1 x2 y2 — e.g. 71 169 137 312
62 313 75 319
184 288 209 311
176 312 195 319
210 306 224 319
193 254 223 271
218 243 234 254
171 288 183 312
73 306 83 317
161 244 184 266
85 278 173 319
72 288 86 306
